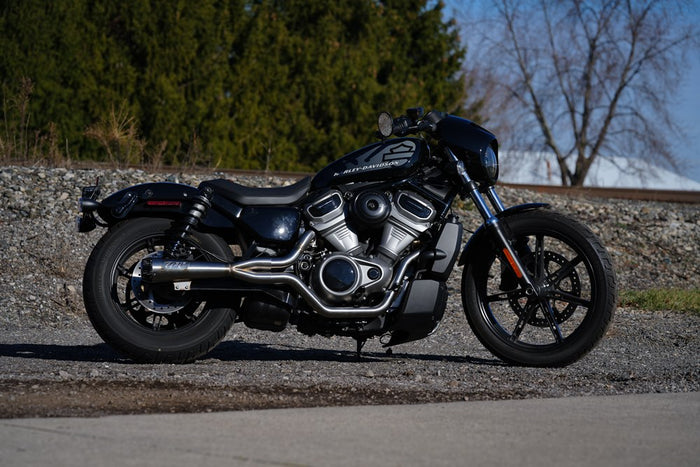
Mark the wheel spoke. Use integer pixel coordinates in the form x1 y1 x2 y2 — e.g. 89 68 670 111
145 238 158 253
126 297 141 310
540 300 564 343
510 301 537 342
117 263 132 278
547 255 583 285
169 308 198 328
549 290 591 309
534 234 545 279
487 289 526 303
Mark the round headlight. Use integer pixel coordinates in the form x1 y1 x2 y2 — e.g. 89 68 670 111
480 146 499 184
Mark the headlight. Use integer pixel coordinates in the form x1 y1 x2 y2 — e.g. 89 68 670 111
481 145 499 184
450 144 499 186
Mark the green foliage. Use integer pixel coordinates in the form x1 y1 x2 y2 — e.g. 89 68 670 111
619 289 700 314
0 0 470 169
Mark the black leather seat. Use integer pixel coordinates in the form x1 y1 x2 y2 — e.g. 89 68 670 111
200 176 311 206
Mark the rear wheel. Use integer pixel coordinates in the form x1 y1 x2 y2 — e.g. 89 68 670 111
462 210 616 366
83 218 237 363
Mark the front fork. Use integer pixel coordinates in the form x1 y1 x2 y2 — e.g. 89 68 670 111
446 148 537 295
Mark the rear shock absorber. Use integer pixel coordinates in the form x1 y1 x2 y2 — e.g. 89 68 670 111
164 186 213 259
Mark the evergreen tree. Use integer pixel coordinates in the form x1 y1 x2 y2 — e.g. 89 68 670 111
0 0 469 169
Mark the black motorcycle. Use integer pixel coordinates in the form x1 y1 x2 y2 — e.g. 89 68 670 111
77 108 616 367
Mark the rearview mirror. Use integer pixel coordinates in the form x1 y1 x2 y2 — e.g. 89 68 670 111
377 112 393 138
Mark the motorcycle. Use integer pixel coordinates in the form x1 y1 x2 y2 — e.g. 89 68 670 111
77 108 616 367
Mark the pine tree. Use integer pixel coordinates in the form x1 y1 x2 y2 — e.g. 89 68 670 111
0 0 469 169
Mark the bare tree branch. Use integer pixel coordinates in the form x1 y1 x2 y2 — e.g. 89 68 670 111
460 0 698 186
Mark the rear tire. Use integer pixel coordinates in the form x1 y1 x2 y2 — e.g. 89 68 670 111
462 210 616 367
83 218 237 363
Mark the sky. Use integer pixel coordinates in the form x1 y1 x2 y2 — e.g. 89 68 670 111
673 50 700 182
444 0 700 184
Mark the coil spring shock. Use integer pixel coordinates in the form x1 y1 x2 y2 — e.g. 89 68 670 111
164 187 213 259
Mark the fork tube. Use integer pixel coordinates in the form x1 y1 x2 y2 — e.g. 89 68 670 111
486 186 506 213
445 148 536 293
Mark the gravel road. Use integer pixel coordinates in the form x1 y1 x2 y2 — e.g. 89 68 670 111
0 166 698 418
1 306 698 418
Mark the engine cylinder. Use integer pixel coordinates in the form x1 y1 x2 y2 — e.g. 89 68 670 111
378 191 436 260
305 190 360 253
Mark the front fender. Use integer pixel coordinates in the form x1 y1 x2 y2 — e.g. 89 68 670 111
458 203 549 266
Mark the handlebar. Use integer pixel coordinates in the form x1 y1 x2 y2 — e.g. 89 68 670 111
378 108 444 138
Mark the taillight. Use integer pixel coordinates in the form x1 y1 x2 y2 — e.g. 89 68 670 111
145 200 182 207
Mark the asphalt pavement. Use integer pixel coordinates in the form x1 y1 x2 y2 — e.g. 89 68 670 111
1 392 698 467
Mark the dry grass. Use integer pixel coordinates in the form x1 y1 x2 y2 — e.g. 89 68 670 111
1 79 212 171
1 77 68 166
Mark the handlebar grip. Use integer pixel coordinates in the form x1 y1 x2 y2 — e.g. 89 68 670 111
392 116 413 136
417 120 436 133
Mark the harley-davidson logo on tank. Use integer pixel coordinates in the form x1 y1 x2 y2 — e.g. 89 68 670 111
333 141 416 177
311 138 425 190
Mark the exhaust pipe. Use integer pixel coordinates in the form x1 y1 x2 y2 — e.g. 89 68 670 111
141 231 419 319
142 231 316 283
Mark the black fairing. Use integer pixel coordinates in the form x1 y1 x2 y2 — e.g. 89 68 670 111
427 221 463 280
311 137 426 190
436 115 497 162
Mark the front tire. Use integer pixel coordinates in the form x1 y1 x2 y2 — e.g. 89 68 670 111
462 210 616 366
83 218 237 363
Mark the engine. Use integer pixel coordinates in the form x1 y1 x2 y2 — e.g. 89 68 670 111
304 188 436 305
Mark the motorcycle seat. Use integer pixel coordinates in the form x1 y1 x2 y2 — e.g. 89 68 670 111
200 176 311 206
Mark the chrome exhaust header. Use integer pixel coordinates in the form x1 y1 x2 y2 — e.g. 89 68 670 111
142 231 419 319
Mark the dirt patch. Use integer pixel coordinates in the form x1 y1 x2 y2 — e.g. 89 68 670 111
0 380 479 418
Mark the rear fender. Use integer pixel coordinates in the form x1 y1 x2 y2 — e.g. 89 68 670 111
458 203 549 266
94 183 239 231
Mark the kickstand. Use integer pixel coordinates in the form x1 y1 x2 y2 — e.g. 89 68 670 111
355 338 367 361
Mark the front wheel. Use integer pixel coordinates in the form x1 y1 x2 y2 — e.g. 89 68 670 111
462 210 616 367
83 218 237 363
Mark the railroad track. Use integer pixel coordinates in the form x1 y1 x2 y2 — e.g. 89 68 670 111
499 183 700 204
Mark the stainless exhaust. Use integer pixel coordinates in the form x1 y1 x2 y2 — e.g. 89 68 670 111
142 231 419 319
142 231 316 283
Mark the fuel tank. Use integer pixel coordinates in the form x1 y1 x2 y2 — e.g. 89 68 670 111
311 137 426 190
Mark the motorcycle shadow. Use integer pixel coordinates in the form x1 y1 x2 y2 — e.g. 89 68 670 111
0 341 506 366
0 342 124 363
209 340 506 366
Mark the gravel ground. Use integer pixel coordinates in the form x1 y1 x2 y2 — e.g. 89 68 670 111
0 166 698 418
